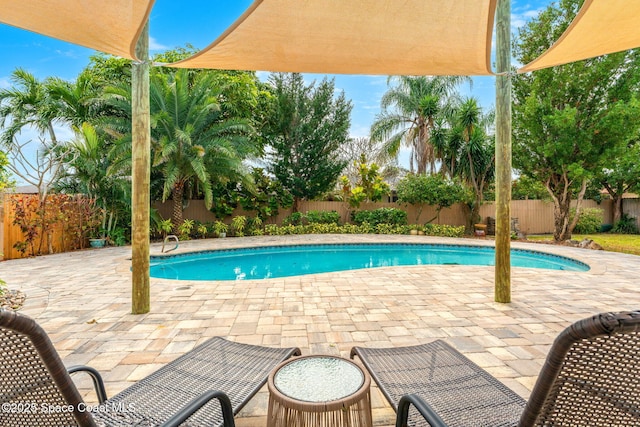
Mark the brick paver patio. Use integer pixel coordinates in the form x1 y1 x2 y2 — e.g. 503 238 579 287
1 234 637 426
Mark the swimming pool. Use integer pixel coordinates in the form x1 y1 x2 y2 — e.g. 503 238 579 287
149 243 589 281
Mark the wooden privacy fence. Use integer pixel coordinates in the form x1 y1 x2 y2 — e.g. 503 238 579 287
0 194 617 260
2 194 96 260
153 198 614 235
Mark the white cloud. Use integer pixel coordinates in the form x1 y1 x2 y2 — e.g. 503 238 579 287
0 77 10 89
512 3 546 30
54 49 80 59
149 37 169 51
348 123 370 139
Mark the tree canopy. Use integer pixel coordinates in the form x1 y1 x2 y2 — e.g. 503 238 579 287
263 73 352 210
513 0 640 241
371 75 469 174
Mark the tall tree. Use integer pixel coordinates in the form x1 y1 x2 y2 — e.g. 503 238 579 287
0 69 61 148
105 69 255 230
338 136 403 187
56 123 130 238
264 73 352 211
46 73 103 128
370 75 469 174
513 0 640 241
0 69 69 205
596 136 640 223
449 98 496 227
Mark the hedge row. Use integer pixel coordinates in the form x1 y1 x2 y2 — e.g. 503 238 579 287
263 222 465 237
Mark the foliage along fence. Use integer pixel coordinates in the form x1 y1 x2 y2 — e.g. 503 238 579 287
0 194 615 260
154 198 614 235
2 194 96 260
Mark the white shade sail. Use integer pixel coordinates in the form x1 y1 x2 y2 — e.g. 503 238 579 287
519 0 640 73
0 0 155 61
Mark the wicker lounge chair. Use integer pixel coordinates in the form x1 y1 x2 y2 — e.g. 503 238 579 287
351 310 640 427
0 309 301 427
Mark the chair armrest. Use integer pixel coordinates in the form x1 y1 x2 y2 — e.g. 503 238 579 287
396 394 448 427
67 365 108 404
161 390 235 427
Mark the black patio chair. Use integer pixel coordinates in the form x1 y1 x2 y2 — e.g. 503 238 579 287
351 310 640 427
0 309 301 426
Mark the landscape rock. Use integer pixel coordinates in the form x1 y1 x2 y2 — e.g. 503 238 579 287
588 241 604 250
0 289 26 311
578 238 593 248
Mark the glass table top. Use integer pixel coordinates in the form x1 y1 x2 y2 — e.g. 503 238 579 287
273 356 365 402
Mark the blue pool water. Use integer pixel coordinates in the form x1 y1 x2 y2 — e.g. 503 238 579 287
149 243 589 281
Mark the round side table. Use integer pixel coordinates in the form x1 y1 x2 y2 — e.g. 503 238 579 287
266 355 372 427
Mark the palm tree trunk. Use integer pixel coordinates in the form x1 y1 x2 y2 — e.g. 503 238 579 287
172 182 185 233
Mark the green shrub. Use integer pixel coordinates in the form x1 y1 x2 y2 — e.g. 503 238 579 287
273 224 305 235
231 215 247 237
422 224 465 237
178 219 194 240
571 208 603 234
352 208 407 226
306 223 341 234
264 224 281 235
156 219 173 238
613 213 639 234
340 223 361 234
108 227 128 246
283 212 304 226
375 224 410 234
263 221 465 236
213 220 228 236
305 210 341 225
247 217 263 236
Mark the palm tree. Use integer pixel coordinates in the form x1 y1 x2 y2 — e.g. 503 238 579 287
46 73 103 128
0 68 60 147
56 123 130 238
448 98 496 227
370 75 469 174
105 69 255 231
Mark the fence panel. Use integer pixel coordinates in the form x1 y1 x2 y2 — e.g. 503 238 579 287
622 199 640 229
2 194 93 260
153 198 615 235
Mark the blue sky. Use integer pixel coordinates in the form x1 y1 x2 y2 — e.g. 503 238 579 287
0 0 551 170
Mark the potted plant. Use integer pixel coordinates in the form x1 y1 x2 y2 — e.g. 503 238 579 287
213 220 228 238
89 228 107 248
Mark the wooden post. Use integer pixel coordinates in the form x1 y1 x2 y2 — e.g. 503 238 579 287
131 22 150 314
495 0 512 303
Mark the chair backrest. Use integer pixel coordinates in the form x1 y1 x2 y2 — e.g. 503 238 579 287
520 310 640 426
0 309 96 427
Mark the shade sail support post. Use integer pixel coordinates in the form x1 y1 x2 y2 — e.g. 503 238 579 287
131 21 151 314
495 0 512 303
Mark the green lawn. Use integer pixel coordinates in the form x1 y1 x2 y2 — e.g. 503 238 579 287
527 234 640 256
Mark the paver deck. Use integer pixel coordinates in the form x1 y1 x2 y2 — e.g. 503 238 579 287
1 234 637 426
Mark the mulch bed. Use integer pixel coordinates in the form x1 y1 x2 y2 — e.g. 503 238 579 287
1 290 26 311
